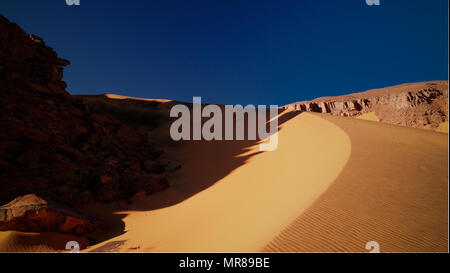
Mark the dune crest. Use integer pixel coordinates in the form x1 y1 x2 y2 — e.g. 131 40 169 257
84 113 351 252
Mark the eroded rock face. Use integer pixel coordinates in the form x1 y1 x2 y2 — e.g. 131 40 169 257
0 194 100 235
0 15 169 207
284 81 448 129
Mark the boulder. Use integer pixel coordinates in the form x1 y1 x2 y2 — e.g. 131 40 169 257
0 194 101 235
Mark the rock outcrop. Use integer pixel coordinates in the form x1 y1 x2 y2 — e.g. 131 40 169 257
284 81 448 130
0 194 100 235
0 14 170 211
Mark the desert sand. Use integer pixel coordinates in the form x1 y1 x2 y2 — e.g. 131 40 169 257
0 231 89 252
0 97 447 253
264 113 448 252
76 101 445 252
80 111 351 252
357 111 380 122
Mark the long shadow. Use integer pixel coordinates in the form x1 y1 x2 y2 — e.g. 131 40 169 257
76 95 301 247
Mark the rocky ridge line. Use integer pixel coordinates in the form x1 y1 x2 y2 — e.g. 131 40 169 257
284 81 448 130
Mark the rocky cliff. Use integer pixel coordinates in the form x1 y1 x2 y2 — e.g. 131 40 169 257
284 81 448 131
0 15 171 234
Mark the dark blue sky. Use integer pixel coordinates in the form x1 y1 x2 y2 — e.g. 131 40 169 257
1 0 448 105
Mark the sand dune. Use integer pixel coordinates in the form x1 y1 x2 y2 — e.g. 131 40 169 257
1 98 446 253
264 114 448 252
0 95 448 252
81 107 446 252
83 112 351 252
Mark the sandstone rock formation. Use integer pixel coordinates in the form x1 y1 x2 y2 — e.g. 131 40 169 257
284 81 448 130
0 194 100 235
0 14 170 211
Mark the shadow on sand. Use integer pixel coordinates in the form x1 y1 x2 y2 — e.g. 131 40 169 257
76 95 301 248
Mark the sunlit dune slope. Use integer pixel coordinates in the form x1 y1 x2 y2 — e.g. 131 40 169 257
264 113 448 252
83 112 351 252
78 96 447 252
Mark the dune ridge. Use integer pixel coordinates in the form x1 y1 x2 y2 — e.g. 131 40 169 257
83 113 351 252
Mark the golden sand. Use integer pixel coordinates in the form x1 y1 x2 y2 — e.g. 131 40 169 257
1 99 447 253
356 112 380 122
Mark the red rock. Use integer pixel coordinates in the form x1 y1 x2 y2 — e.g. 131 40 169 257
29 34 44 44
144 177 169 194
0 194 101 235
8 72 22 80
91 113 112 125
0 14 172 208
25 82 52 95
0 141 22 150
129 163 142 172
79 191 93 204
16 149 41 165
99 136 113 149
51 134 67 144
100 175 113 184
143 160 167 174
88 132 102 145
96 183 120 202
128 190 147 203
35 176 52 185
0 159 11 168
74 125 88 135
58 216 88 234
59 145 85 161
24 129 51 143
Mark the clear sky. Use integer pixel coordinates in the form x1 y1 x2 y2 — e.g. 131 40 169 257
1 0 448 105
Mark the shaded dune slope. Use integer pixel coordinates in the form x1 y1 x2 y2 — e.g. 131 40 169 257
83 112 351 252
